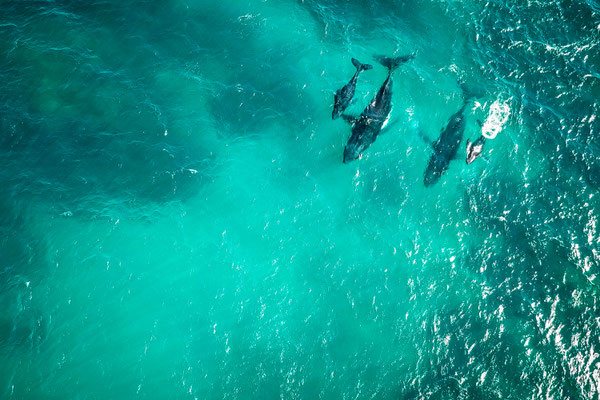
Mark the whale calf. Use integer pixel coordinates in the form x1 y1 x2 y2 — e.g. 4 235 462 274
332 58 373 120
343 54 413 163
466 135 486 164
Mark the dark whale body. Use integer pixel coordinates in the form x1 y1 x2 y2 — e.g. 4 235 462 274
343 54 413 163
332 58 373 120
423 103 468 186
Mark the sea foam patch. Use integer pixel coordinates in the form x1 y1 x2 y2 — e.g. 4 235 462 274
482 98 511 140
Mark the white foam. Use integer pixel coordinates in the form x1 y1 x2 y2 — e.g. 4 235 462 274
481 98 511 139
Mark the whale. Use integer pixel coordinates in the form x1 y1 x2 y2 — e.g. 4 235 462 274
423 102 469 186
466 135 486 164
343 54 413 163
332 58 373 120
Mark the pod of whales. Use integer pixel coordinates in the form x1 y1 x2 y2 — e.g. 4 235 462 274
331 55 491 183
343 54 414 163
332 58 373 120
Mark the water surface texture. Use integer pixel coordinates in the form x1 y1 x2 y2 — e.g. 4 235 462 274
1 0 600 398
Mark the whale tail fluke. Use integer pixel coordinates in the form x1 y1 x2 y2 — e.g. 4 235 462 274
351 58 373 72
375 53 415 72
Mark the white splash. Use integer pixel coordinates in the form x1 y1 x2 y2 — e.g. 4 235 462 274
481 98 511 139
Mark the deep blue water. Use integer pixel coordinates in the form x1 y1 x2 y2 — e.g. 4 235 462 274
1 0 600 398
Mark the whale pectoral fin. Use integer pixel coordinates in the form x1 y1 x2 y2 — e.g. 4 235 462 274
380 118 398 135
341 114 358 125
418 130 432 146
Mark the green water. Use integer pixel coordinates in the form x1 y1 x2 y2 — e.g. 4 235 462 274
1 0 600 398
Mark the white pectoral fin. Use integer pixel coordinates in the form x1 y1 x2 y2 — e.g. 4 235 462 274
380 118 398 134
381 113 391 129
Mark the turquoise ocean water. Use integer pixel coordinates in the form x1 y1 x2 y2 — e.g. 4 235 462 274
1 0 600 398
